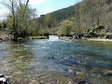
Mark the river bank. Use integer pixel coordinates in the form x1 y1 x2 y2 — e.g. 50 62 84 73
29 35 49 39
59 36 112 42
87 38 112 42
0 33 49 42
1 33 112 42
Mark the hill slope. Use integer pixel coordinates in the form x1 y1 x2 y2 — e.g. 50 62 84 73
50 0 112 26
39 0 112 37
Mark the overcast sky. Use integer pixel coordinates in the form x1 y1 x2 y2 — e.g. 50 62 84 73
0 0 81 20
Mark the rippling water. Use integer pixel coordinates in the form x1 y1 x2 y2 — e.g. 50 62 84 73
0 36 112 83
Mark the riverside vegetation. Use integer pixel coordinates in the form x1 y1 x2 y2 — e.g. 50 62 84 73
1 0 112 41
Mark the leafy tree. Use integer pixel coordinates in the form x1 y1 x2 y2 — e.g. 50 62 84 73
0 21 2 30
40 14 56 28
3 0 32 40
57 20 73 35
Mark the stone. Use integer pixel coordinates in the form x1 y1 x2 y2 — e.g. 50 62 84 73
78 80 88 84
0 74 7 84
104 73 112 77
0 38 3 42
75 70 82 75
106 35 112 39
0 74 4 77
68 79 75 84
103 70 112 77
29 80 40 84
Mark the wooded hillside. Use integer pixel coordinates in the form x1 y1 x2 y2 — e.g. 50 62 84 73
39 0 112 37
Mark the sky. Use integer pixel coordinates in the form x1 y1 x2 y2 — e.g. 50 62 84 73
0 0 81 19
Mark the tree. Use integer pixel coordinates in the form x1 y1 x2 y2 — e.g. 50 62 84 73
43 14 55 28
57 20 73 36
2 0 17 33
2 0 38 41
0 21 2 30
39 14 56 28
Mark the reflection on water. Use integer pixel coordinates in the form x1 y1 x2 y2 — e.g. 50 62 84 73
0 38 112 83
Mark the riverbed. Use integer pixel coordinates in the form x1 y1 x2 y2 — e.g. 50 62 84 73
0 36 112 84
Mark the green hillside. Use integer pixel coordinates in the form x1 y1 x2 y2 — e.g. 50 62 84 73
39 0 112 38
49 5 76 23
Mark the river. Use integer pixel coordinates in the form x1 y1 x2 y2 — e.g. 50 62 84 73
0 35 112 84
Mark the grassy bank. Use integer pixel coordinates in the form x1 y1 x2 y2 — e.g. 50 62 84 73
87 38 112 42
29 35 49 39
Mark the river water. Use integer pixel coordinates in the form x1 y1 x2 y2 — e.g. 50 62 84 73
0 35 112 84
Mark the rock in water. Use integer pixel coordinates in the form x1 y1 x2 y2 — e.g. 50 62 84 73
0 74 7 84
78 80 88 84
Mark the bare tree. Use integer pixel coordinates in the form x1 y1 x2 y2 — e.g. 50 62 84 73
2 0 17 32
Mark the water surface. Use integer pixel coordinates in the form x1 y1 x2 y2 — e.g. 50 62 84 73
0 36 112 83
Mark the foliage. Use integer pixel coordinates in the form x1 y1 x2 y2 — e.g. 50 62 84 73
15 5 37 34
2 0 38 41
43 0 112 37
39 27 49 35
1 0 112 39
56 20 73 35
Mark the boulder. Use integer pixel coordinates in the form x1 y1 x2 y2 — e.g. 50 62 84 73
0 74 8 84
0 38 3 42
103 70 112 77
106 35 112 39
78 80 88 84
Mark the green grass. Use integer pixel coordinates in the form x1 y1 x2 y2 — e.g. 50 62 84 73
29 35 48 39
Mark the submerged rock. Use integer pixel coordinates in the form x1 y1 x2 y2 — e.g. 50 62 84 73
103 70 112 77
58 56 78 66
104 72 112 77
29 80 40 84
104 73 112 77
78 80 88 84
